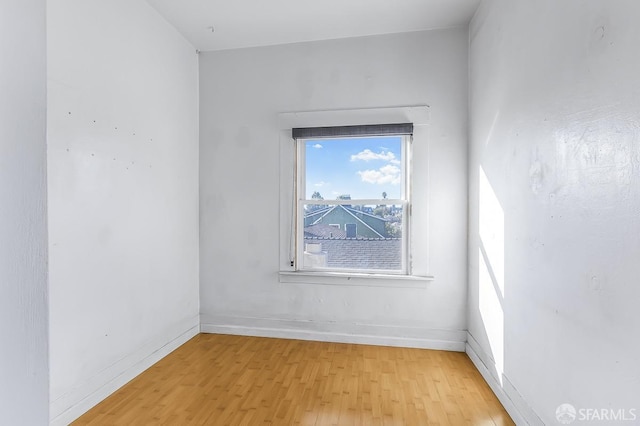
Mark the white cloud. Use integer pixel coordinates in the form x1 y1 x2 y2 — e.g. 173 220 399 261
314 181 327 187
380 164 400 174
358 164 401 185
350 149 398 163
312 143 323 149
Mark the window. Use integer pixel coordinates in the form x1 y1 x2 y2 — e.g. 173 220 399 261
293 123 412 275
345 223 357 238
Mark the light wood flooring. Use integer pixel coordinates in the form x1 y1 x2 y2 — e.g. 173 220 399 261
73 333 513 425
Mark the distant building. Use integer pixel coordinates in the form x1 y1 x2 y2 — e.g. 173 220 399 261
303 205 400 270
304 205 388 238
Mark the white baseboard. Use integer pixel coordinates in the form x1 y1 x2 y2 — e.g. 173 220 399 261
50 316 199 426
465 332 544 426
200 315 466 352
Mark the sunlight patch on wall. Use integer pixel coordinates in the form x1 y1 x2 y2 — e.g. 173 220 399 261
478 166 505 384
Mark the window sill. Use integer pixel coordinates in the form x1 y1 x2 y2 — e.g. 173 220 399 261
278 270 434 288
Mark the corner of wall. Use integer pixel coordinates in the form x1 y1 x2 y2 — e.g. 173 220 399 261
466 333 543 426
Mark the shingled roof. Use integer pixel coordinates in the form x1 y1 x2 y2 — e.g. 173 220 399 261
303 237 401 270
304 224 346 239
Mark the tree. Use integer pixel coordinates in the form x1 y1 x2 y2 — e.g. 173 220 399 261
373 206 386 217
307 191 327 213
385 221 402 238
375 192 389 217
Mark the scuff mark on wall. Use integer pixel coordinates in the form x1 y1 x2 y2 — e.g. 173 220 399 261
529 159 544 195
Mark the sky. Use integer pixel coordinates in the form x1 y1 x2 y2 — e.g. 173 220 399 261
305 136 403 200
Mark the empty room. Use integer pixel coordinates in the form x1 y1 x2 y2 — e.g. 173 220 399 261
2 0 639 425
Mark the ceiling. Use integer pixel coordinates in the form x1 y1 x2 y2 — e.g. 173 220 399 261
145 0 480 51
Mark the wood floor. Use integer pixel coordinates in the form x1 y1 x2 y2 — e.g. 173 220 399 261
74 334 513 425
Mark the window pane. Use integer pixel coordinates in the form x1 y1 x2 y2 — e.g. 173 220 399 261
305 136 402 200
303 203 403 271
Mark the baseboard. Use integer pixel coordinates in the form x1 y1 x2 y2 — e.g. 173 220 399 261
200 315 466 352
466 332 544 426
50 316 199 426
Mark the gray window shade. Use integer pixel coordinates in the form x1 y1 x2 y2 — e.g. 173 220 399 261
292 123 413 139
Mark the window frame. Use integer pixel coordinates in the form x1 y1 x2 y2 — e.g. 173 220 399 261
294 132 412 275
277 105 433 286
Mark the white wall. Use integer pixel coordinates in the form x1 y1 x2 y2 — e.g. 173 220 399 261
47 1 199 423
468 1 640 424
0 1 49 425
199 29 469 348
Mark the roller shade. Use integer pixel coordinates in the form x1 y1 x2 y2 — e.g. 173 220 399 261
292 123 413 139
